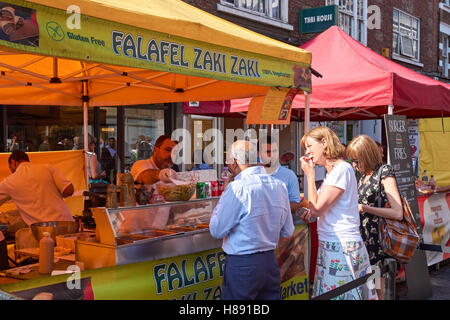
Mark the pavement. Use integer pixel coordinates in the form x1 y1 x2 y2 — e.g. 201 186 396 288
397 259 450 300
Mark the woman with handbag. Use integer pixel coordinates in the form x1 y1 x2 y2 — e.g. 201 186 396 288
300 127 377 300
346 135 403 300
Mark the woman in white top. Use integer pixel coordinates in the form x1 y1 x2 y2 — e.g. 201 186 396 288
300 126 377 300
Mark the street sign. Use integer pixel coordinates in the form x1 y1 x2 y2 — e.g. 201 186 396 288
299 5 338 34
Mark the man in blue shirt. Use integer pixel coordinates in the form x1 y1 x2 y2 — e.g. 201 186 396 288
210 140 294 300
259 135 306 212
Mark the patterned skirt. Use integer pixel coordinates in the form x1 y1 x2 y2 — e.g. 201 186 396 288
312 240 378 300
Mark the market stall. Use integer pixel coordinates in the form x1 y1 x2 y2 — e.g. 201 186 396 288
184 26 450 120
0 0 312 300
183 26 450 299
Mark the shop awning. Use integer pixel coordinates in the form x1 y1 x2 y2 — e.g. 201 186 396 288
184 26 450 120
0 0 311 106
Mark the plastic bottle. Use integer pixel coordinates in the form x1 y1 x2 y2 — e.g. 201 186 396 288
429 175 437 190
421 170 428 183
39 232 54 274
221 166 231 181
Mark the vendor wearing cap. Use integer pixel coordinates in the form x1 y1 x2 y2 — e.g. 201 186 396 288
259 135 308 212
0 150 74 250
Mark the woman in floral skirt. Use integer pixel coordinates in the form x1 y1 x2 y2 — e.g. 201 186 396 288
346 135 403 300
300 127 377 300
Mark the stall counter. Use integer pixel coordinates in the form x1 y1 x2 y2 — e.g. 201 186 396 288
0 198 310 300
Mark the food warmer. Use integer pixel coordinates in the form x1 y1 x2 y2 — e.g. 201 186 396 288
76 197 221 270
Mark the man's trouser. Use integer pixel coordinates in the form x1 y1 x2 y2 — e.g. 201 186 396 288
222 250 280 300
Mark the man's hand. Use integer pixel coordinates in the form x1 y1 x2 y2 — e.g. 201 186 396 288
223 172 236 190
158 168 177 183
136 169 161 185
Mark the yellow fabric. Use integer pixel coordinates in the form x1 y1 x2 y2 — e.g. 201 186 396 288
419 118 450 186
0 150 86 217
0 0 311 106
28 0 311 65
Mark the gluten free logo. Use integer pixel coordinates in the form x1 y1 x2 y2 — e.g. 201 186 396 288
46 21 65 41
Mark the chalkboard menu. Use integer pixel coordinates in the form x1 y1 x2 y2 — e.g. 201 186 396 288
384 114 422 234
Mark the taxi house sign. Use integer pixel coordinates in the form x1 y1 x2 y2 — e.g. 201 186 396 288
299 5 338 34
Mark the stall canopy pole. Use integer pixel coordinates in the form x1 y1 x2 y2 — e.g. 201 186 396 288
388 105 394 115
303 91 310 199
304 92 310 135
82 80 89 187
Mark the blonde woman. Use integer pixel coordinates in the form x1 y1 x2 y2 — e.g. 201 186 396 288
346 135 403 300
300 126 377 300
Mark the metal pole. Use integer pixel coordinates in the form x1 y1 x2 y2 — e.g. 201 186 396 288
383 258 397 300
388 104 394 115
303 92 310 199
304 92 310 135
82 80 89 188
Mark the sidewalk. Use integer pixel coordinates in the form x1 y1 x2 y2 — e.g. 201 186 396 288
397 259 450 300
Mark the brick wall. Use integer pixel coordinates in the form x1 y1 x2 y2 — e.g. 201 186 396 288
182 0 441 74
367 0 439 74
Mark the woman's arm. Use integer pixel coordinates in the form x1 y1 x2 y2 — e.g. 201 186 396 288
300 156 344 221
90 154 100 180
309 185 344 218
358 176 403 220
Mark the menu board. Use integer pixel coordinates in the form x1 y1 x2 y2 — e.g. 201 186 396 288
384 114 422 234
246 88 300 125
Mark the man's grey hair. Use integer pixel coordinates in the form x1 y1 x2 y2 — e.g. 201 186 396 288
227 140 258 165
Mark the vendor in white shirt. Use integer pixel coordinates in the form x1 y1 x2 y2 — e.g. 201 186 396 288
259 135 307 212
0 150 74 250
131 134 178 185
129 135 178 230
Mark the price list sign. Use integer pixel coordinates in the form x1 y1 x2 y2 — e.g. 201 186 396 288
384 114 422 234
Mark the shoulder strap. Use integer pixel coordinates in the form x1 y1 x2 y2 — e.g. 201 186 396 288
375 164 387 207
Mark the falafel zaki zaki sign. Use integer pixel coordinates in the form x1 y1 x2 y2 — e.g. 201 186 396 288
0 0 311 90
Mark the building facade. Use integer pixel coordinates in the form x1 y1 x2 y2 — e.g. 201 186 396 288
184 1 444 79
439 0 450 80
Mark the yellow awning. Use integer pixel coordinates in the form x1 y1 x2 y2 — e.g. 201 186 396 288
0 0 312 106
29 0 311 65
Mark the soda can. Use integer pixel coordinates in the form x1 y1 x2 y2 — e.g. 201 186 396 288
210 181 219 197
204 182 212 198
218 180 225 195
196 182 206 199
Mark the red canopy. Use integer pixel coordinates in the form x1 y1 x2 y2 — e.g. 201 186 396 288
184 26 450 120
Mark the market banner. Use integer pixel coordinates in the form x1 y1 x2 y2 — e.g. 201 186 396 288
421 193 450 266
275 224 310 300
246 88 300 125
0 225 310 300
0 0 311 91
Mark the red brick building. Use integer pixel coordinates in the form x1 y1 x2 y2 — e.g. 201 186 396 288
183 0 446 82
438 0 450 81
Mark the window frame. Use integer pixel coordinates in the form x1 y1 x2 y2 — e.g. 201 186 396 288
217 0 293 31
392 8 421 64
325 0 367 45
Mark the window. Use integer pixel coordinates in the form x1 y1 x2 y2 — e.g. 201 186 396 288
393 9 420 61
326 0 367 45
443 36 449 78
218 0 290 30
